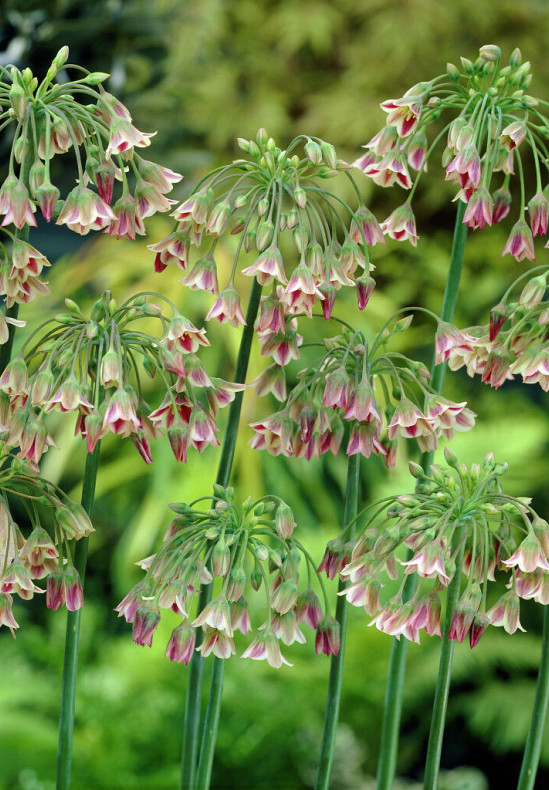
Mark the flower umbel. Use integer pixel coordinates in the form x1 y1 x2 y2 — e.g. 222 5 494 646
330 449 547 646
354 44 549 260
117 487 336 666
150 128 376 316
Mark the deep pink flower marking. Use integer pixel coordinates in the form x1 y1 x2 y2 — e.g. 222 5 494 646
463 187 494 230
380 95 422 137
165 622 196 665
445 145 481 191
501 218 535 262
0 175 37 229
380 203 418 246
205 286 246 327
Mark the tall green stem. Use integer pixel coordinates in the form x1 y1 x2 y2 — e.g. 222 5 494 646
517 606 549 790
376 200 467 790
422 520 467 790
314 453 360 790
194 656 225 790
180 278 263 790
56 443 101 790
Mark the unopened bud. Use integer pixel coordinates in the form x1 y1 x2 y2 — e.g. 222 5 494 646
510 48 522 67
320 141 337 168
519 274 546 308
257 197 270 216
443 446 459 468
256 127 268 145
304 139 322 163
84 72 110 85
248 141 260 158
250 568 263 591
256 220 274 251
211 538 230 577
9 84 27 121
479 44 501 63
13 136 29 164
408 461 424 478
52 46 70 70
460 57 474 74
293 187 307 208
28 161 46 195
275 504 296 540
64 298 83 316
90 298 106 322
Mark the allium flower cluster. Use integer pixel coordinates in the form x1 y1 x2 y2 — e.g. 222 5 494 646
117 487 338 667
0 237 51 312
0 447 93 632
250 317 475 464
150 127 379 320
437 269 549 390
0 47 181 310
0 291 238 465
355 44 549 261
332 448 548 647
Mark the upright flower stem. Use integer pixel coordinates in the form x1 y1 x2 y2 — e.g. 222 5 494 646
314 452 360 790
517 606 549 790
194 657 225 790
56 443 101 790
422 520 467 790
180 277 263 790
376 201 467 790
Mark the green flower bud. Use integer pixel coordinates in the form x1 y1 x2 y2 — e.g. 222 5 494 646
304 139 322 163
83 72 110 85
9 84 27 121
256 127 268 145
479 44 501 63
320 141 337 168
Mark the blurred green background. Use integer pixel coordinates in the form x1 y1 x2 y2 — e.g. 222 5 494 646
2 1 549 788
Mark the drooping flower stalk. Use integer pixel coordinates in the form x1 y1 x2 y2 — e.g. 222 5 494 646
180 277 263 790
56 443 100 790
517 607 549 790
376 200 467 790
314 452 360 790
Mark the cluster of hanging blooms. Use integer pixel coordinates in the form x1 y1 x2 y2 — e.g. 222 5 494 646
0 46 181 310
0 446 94 633
355 43 549 261
117 487 339 667
250 315 475 464
436 268 549 390
325 448 549 647
0 291 239 466
150 127 380 322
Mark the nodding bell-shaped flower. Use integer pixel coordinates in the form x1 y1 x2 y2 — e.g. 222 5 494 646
336 451 546 644
355 45 549 260
119 490 331 667
165 621 196 665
